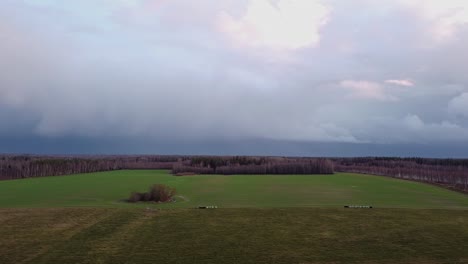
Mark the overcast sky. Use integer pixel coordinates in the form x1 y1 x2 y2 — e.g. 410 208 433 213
1 0 468 157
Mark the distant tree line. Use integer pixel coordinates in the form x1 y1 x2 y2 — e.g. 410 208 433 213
0 155 187 180
2 155 468 192
173 156 334 175
333 157 468 192
0 155 335 179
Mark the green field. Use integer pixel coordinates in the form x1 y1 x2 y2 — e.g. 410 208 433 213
2 170 468 264
1 208 468 264
0 170 467 209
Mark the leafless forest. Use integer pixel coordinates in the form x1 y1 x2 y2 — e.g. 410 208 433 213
333 157 468 192
172 156 334 175
0 155 180 180
1 155 467 192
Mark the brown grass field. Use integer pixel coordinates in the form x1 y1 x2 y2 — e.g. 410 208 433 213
1 208 468 264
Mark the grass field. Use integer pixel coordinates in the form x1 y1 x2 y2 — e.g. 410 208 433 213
0 170 467 209
2 170 468 264
1 208 468 264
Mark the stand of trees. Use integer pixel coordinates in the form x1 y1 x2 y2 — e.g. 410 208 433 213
334 157 468 192
128 184 176 203
0 155 334 179
0 155 187 180
2 155 468 193
173 156 334 175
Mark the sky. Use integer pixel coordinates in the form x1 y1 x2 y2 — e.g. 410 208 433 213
1 0 468 157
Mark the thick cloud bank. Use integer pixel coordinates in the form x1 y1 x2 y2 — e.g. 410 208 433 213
1 0 468 155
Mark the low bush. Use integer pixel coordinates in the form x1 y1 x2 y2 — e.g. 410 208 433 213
128 184 176 203
128 192 144 203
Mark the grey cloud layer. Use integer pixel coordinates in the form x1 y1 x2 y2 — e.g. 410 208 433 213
1 0 468 146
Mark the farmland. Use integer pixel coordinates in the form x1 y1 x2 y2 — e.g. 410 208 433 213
1 170 468 264
2 208 468 264
0 170 468 209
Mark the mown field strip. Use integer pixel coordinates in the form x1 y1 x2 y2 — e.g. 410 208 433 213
1 208 468 264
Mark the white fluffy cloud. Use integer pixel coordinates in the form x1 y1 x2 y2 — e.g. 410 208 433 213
449 93 468 118
340 80 398 101
401 115 468 142
385 79 415 87
404 115 425 130
400 0 468 40
218 0 330 50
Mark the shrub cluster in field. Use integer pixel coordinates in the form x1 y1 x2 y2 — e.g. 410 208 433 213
128 184 176 203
